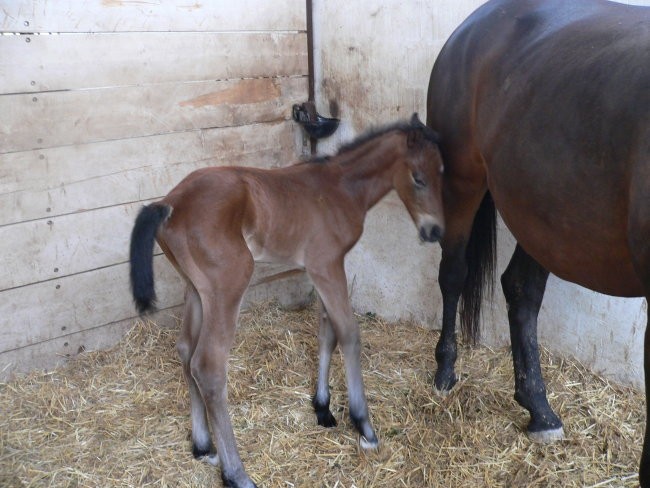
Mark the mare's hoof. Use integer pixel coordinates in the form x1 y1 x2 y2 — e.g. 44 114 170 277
433 385 453 397
433 372 458 396
528 426 565 443
316 409 337 428
359 435 379 450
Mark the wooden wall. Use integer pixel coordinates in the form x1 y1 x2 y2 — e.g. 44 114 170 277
0 1 312 378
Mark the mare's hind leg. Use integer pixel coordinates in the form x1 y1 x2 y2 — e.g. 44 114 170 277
312 298 338 427
307 259 378 449
501 244 563 441
189 251 257 488
176 284 218 465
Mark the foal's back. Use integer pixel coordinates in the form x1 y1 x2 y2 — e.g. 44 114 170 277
160 163 363 267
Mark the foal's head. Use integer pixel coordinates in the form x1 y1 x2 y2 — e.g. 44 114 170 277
394 113 445 243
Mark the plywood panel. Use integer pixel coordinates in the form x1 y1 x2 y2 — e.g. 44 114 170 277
1 258 308 353
0 0 306 33
0 76 308 153
1 32 308 94
0 120 302 225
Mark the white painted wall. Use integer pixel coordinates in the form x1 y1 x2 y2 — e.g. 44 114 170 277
312 0 649 389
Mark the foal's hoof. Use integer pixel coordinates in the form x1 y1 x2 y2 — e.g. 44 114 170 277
359 435 379 450
316 409 338 428
192 442 220 466
221 472 258 488
528 426 565 443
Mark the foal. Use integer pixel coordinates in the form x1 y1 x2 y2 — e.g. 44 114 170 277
129 113 444 488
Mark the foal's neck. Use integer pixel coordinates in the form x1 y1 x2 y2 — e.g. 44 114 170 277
338 132 405 211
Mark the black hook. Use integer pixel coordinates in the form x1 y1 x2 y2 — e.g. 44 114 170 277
292 102 340 139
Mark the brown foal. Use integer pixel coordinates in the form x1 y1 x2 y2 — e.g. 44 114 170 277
129 113 444 488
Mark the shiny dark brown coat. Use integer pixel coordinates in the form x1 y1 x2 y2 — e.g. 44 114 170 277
427 0 650 484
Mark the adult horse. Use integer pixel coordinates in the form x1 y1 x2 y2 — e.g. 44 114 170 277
426 0 650 483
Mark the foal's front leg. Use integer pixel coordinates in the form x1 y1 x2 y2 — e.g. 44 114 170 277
308 260 378 449
312 298 338 427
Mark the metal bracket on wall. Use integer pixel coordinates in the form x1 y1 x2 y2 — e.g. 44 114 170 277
292 101 340 140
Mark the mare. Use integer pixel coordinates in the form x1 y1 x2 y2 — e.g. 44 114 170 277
426 0 650 483
129 114 445 488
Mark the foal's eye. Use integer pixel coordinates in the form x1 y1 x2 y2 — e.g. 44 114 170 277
412 172 427 188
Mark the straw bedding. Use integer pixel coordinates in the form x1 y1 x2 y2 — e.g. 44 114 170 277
0 301 643 487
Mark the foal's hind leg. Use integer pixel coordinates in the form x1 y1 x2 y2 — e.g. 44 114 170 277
501 244 563 441
189 252 257 488
308 260 378 449
312 298 338 427
176 285 218 465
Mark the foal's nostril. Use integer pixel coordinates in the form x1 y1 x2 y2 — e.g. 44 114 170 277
430 225 443 242
420 224 443 243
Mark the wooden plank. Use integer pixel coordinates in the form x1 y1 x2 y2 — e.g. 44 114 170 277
0 0 306 33
0 256 309 354
0 306 181 381
1 255 184 353
0 76 308 153
0 202 142 291
0 32 308 94
0 264 312 379
0 120 303 225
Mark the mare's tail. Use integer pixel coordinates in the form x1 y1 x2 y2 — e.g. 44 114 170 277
129 203 172 314
459 191 497 344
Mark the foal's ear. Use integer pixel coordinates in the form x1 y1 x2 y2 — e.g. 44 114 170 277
407 113 425 147
410 112 424 127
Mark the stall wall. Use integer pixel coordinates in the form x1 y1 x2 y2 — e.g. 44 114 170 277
0 1 312 379
312 0 648 388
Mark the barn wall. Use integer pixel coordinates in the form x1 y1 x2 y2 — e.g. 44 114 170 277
0 1 312 379
312 0 649 389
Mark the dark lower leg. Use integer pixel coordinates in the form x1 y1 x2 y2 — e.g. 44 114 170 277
502 245 562 437
340 337 377 448
313 299 337 427
177 288 215 460
435 251 466 391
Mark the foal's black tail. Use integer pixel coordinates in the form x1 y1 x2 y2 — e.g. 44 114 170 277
459 191 497 344
129 203 172 315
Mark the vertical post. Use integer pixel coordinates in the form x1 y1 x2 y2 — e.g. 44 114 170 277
306 0 317 155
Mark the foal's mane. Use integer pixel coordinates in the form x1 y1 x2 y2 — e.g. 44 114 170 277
305 117 440 165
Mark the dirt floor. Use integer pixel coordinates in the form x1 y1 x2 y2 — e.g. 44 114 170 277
0 302 643 487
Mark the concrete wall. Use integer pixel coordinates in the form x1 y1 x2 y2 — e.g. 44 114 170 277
312 0 648 389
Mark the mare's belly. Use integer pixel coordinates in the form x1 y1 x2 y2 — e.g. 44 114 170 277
491 188 643 297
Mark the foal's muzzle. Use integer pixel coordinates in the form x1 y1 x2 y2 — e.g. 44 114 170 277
419 223 443 243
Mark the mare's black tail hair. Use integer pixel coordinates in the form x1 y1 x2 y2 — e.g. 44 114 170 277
459 191 497 344
129 203 172 314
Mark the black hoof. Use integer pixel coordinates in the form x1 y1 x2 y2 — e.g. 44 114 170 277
221 473 258 488
312 395 337 428
192 441 216 459
316 408 337 428
526 412 564 436
434 369 457 393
